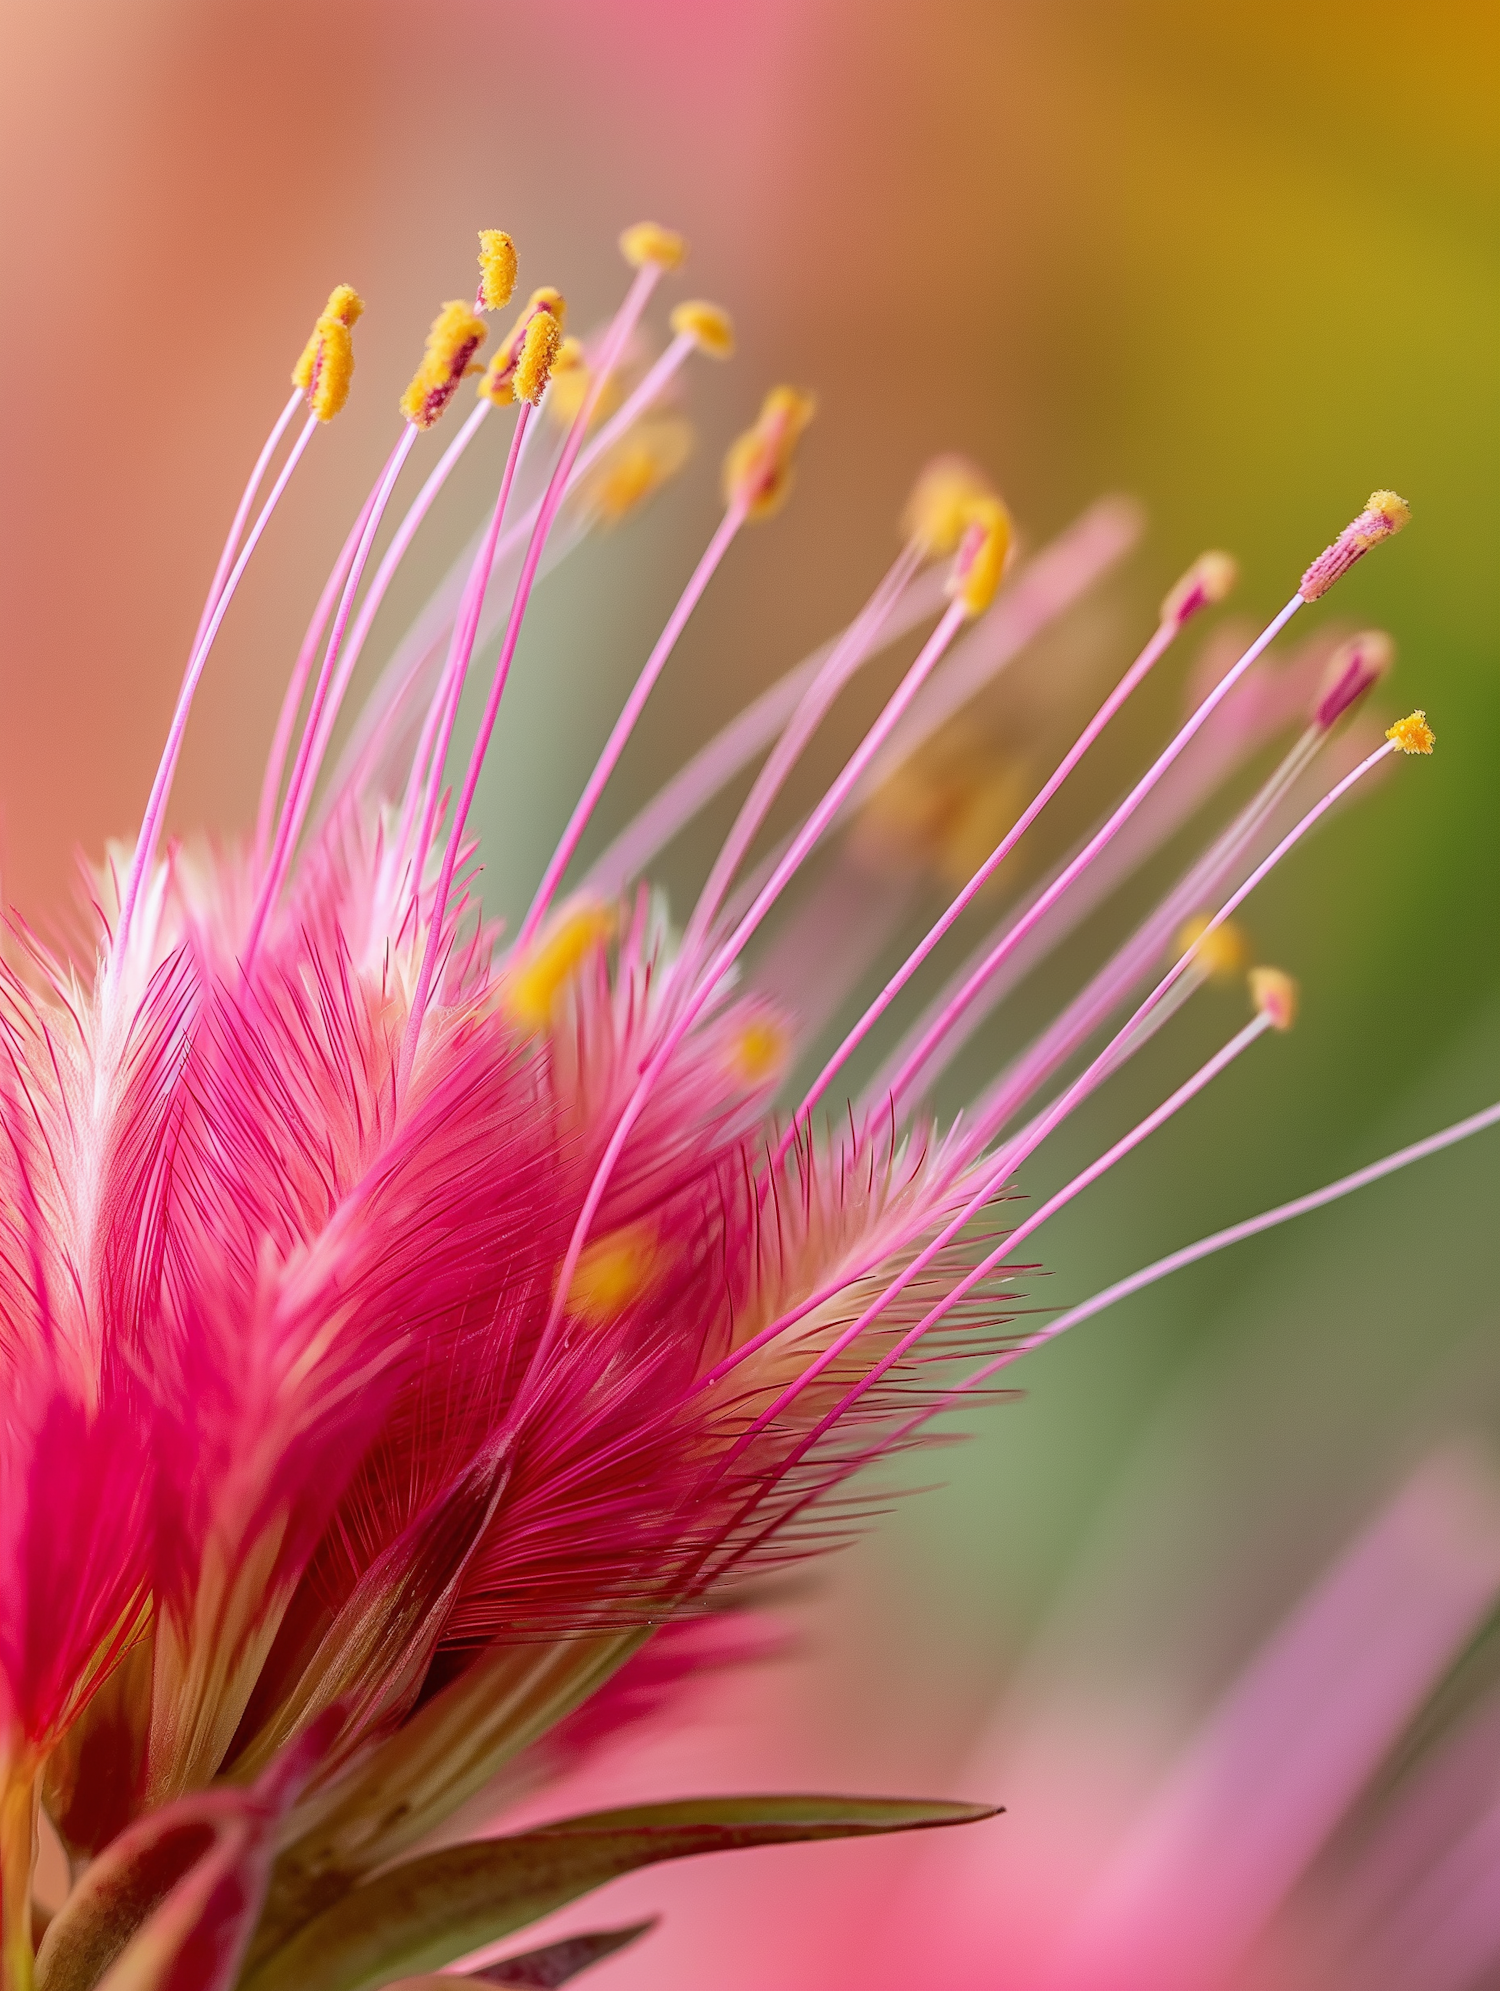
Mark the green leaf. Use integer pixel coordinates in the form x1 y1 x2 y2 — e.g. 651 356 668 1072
381 1917 656 1988
241 1794 999 1991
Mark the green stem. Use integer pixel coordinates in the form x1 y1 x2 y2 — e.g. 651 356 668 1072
0 1764 36 1991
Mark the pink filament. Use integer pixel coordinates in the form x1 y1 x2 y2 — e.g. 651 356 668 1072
114 411 321 973
880 594 1305 1110
192 388 303 665
778 605 1186 1164
516 494 751 951
529 597 975 1376
245 423 420 965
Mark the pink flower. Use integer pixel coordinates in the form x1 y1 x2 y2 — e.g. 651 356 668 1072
0 219 1474 1990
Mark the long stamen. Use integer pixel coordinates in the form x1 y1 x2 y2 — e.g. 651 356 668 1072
401 228 684 1065
191 387 302 664
778 550 1236 1163
923 1095 1500 1427
244 424 420 964
516 495 751 950
677 542 922 967
527 509 1010 1375
112 411 320 976
879 492 1411 1110
742 998 1282 1465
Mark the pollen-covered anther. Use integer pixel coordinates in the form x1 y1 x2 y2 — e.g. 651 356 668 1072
1161 550 1238 626
1386 708 1436 755
584 418 694 525
1314 629 1396 730
902 456 998 560
478 287 566 407
401 300 489 430
620 221 688 270
670 300 736 359
566 1222 664 1324
292 283 365 422
1299 490 1412 602
947 495 1013 618
723 1011 792 1090
513 308 564 406
722 386 817 521
1250 966 1299 1031
503 900 614 1032
1175 914 1251 984
476 229 518 312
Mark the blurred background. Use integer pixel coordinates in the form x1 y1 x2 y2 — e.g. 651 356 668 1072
1 0 1495 1983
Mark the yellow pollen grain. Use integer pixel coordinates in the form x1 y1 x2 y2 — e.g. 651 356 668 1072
292 284 365 422
503 901 614 1033
1250 966 1299 1032
477 229 518 311
585 418 694 525
722 385 817 521
670 299 736 358
620 221 688 270
513 309 563 406
902 456 996 560
1387 709 1436 756
1175 914 1250 984
724 1012 791 1089
401 300 489 429
1366 489 1412 534
566 1222 663 1325
948 494 1012 618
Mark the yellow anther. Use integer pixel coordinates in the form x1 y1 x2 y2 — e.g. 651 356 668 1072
1300 489 1413 601
669 300 736 359
401 300 488 430
947 495 1013 618
722 386 817 521
292 284 365 422
620 221 688 271
1161 550 1238 626
478 288 566 407
513 309 563 406
476 229 518 312
723 1012 792 1090
566 1221 663 1324
1175 914 1250 984
503 901 614 1033
1250 967 1299 1032
902 456 996 560
582 418 693 525
1386 708 1436 755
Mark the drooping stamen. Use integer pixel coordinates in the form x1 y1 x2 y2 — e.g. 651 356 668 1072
676 461 1003 969
245 423 421 963
746 986 1286 1461
112 412 321 976
527 513 1009 1375
401 232 684 1061
581 497 1141 901
777 548 1236 1160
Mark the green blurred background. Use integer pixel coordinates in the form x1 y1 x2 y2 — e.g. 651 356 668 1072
0 0 1494 1980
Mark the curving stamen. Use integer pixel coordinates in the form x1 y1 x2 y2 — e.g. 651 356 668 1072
400 300 489 430
293 284 364 423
